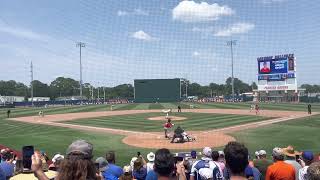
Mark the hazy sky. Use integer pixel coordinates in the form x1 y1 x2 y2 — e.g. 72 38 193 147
0 0 319 86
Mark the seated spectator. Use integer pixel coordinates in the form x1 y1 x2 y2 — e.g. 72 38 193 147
146 152 155 173
307 162 320 180
298 151 314 180
48 153 64 171
32 139 101 180
104 151 123 180
120 165 133 180
265 147 295 180
146 148 186 180
0 151 14 178
224 142 249 180
283 146 302 180
253 150 272 179
190 147 222 180
95 157 108 178
133 157 147 180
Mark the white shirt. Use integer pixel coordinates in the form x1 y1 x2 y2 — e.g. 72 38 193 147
190 157 220 179
299 166 309 180
146 162 154 173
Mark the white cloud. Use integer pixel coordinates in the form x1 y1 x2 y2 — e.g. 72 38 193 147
132 30 156 41
117 9 148 16
0 24 48 41
117 10 128 16
133 9 149 16
172 1 234 23
214 23 255 37
193 51 200 57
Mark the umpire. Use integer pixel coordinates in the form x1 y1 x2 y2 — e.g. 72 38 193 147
308 104 312 114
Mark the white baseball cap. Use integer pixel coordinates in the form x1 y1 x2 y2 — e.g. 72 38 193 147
259 150 267 156
255 151 260 157
203 147 212 157
52 154 64 163
147 152 155 162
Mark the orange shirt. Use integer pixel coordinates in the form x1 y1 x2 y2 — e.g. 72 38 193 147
265 161 295 180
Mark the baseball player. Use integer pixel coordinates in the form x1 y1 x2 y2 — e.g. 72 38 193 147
39 110 44 117
308 104 312 114
255 104 259 115
163 118 174 139
178 105 182 113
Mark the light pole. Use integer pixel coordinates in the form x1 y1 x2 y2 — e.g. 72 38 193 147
227 40 237 102
103 87 106 103
76 42 85 104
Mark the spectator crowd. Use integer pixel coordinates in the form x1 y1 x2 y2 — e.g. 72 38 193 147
1 140 320 180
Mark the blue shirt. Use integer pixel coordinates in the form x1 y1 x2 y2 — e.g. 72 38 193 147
0 167 6 180
103 163 123 180
0 162 14 178
146 170 158 180
133 167 147 180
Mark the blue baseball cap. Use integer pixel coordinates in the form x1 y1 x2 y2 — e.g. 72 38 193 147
302 151 314 161
191 150 197 158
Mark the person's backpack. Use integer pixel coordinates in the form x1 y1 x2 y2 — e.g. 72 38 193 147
212 162 223 180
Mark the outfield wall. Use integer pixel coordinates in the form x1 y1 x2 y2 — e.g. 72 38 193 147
134 79 181 103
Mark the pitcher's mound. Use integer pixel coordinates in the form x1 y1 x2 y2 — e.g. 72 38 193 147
148 116 187 121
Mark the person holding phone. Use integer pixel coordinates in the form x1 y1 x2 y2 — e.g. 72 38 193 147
0 151 14 178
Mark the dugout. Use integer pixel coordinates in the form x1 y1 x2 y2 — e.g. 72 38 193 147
134 79 181 103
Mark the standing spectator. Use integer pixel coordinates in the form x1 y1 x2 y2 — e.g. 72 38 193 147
224 142 249 180
105 151 123 180
265 147 295 180
146 152 155 173
283 146 302 180
190 147 222 180
244 166 262 180
185 150 198 178
298 151 314 180
307 162 320 180
253 150 272 179
307 104 312 114
133 158 147 180
0 151 14 178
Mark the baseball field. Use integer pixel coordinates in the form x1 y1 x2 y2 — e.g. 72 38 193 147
1 102 319 166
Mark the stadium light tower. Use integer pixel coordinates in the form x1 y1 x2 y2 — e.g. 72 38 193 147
227 40 237 102
76 42 85 103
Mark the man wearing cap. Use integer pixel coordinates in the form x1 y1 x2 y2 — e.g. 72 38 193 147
96 157 108 174
266 147 296 180
298 151 314 180
283 146 302 180
253 150 272 180
190 147 222 180
307 162 320 180
48 153 64 171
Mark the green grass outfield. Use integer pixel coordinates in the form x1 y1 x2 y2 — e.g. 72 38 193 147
0 102 319 166
62 112 269 132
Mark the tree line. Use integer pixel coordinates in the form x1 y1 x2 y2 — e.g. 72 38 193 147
0 77 319 100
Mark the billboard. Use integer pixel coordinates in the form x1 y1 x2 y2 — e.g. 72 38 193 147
257 54 295 81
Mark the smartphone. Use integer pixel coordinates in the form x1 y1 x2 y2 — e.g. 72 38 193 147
296 155 300 162
95 163 100 172
22 146 34 170
137 152 141 157
174 156 184 163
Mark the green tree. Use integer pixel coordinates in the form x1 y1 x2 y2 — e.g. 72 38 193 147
50 77 79 98
32 80 50 97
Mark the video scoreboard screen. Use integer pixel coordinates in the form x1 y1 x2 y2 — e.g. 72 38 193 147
257 54 295 81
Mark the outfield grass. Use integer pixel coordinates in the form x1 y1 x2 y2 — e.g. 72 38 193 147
231 114 320 157
62 112 270 132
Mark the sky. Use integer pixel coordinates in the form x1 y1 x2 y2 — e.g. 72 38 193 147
0 0 319 87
